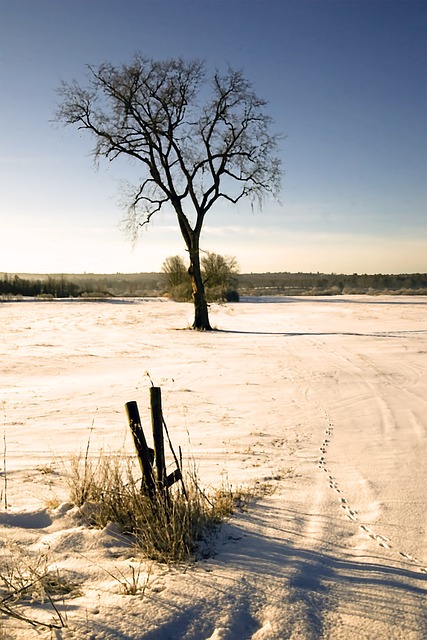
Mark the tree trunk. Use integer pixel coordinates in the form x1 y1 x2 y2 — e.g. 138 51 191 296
176 208 212 331
192 286 212 330
188 240 212 331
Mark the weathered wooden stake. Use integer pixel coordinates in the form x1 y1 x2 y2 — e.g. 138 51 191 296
150 387 167 493
125 401 155 497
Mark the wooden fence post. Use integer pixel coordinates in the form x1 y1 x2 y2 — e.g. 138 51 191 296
125 401 155 497
150 387 167 494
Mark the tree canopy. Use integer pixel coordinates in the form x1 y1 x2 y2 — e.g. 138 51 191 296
55 54 282 328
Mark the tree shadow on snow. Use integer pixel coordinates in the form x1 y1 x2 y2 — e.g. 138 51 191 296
90 502 427 640
217 329 427 337
208 504 427 639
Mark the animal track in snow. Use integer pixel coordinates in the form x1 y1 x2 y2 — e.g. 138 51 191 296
369 533 391 549
289 371 427 576
313 399 427 574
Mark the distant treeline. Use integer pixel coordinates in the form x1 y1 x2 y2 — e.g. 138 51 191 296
237 272 427 296
0 273 164 298
0 274 84 298
1 271 426 298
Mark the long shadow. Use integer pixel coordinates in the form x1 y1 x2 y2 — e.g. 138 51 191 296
135 521 427 640
206 510 426 638
219 521 427 592
216 329 427 337
71 503 427 640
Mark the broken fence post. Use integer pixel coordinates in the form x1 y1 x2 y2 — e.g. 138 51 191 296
125 400 156 497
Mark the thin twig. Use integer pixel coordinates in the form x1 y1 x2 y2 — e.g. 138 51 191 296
162 416 188 500
2 401 7 510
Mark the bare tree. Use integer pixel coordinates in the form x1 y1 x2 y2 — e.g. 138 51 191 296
55 55 282 329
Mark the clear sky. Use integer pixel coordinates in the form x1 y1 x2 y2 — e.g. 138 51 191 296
1 0 426 275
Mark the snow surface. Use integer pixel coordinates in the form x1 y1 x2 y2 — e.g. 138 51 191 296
1 296 426 639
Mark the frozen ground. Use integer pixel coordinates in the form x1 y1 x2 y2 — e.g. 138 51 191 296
1 296 426 639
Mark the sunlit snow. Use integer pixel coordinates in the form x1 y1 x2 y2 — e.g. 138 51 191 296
1 296 426 639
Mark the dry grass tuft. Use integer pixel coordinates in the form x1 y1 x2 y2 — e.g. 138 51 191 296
67 451 236 563
0 543 78 633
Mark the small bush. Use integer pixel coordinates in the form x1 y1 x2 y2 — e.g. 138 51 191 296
224 289 240 302
204 286 240 303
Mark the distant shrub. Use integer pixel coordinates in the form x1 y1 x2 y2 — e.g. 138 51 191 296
36 293 54 300
205 285 239 303
224 289 240 302
79 291 111 299
306 286 342 296
169 282 193 302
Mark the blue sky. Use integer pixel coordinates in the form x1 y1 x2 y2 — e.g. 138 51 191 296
1 0 426 274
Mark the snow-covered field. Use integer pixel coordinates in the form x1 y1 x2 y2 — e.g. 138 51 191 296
1 296 426 639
